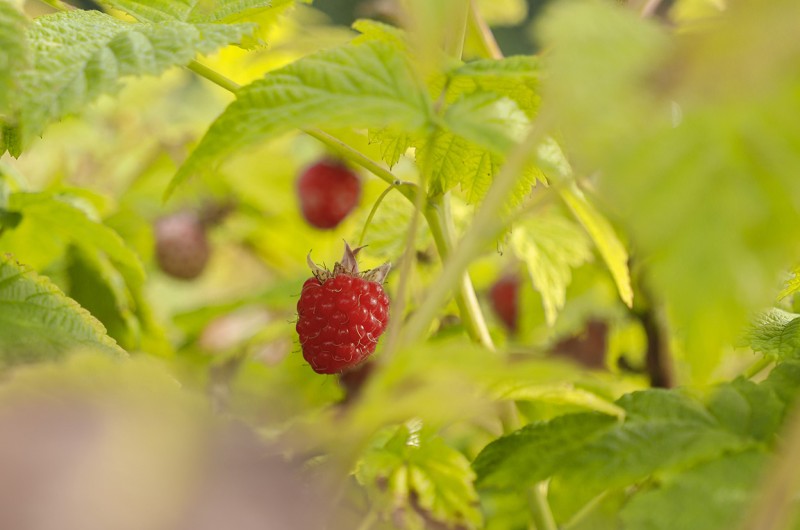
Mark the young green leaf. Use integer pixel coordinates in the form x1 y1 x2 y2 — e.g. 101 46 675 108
356 420 482 529
167 40 433 197
368 127 414 168
745 308 800 361
778 266 800 301
5 10 256 156
3 192 145 283
559 183 633 308
442 92 527 154
474 412 617 489
509 208 593 326
96 0 274 24
0 255 124 366
446 56 541 118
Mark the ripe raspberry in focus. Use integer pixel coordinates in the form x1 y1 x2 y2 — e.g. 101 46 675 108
296 243 391 374
296 159 361 229
489 274 520 333
154 211 210 280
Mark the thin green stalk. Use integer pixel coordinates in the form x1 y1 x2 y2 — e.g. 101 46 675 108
444 0 470 60
425 195 494 350
358 183 397 247
743 355 774 379
467 0 504 60
528 482 558 530
302 129 416 202
186 60 241 93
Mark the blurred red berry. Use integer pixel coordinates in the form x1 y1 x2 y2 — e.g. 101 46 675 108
490 275 520 333
296 159 361 229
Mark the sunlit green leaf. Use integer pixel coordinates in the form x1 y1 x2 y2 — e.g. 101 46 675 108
97 0 273 23
446 56 540 118
356 420 482 529
745 308 800 361
778 266 800 301
474 412 616 489
4 10 255 156
560 184 633 308
168 40 433 197
0 255 124 365
510 208 593 326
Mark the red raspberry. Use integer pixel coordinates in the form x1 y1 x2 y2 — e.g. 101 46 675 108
296 243 390 374
154 211 210 280
489 274 520 333
296 159 361 229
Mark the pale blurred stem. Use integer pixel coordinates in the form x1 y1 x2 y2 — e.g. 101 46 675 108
186 61 495 349
528 483 558 530
444 0 470 59
739 399 800 530
743 355 774 379
426 195 495 350
467 0 504 60
186 60 241 93
401 119 548 347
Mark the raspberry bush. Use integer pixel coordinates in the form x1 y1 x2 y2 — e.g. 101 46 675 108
1 0 800 529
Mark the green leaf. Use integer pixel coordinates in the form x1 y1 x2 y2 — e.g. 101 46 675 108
417 128 540 205
761 361 800 417
0 255 124 366
0 1 29 116
555 389 755 499
706 378 784 442
620 450 767 530
356 420 482 529
538 0 800 381
560 183 633 308
5 10 254 155
418 130 496 200
442 92 527 154
510 208 593 326
778 266 800 301
97 0 272 23
3 192 145 282
368 127 414 168
745 308 800 361
168 40 432 197
446 56 541 118
490 383 625 418
473 412 617 489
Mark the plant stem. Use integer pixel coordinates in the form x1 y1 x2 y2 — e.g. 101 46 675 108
743 355 774 379
528 482 558 530
425 195 494 350
467 0 504 60
186 60 241 93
